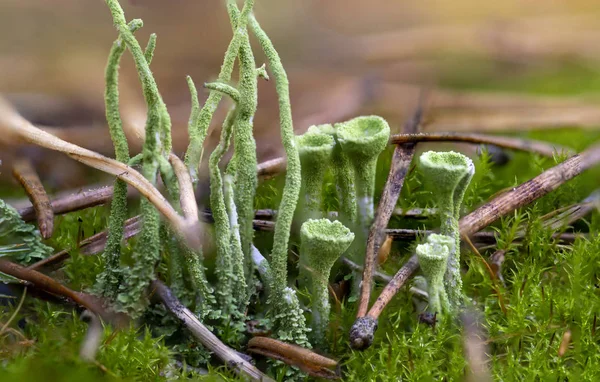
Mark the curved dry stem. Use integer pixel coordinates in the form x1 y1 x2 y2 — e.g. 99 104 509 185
0 98 200 250
168 153 198 222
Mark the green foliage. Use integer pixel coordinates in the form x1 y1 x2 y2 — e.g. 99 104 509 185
0 199 53 265
0 301 190 381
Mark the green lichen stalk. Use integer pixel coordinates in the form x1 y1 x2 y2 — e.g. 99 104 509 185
249 13 309 346
232 27 259 279
96 20 141 299
416 234 453 315
184 0 255 183
308 124 357 225
224 168 249 311
300 219 354 348
336 116 390 231
105 0 169 314
418 151 474 308
209 107 242 317
296 132 335 218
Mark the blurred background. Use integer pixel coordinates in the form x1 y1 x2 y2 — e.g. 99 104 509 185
3 0 600 190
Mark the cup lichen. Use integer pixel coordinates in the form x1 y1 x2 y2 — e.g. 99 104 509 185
336 116 390 230
419 151 474 308
416 234 453 315
296 131 335 218
300 218 355 347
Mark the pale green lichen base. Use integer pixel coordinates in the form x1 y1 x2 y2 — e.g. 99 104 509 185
416 234 454 315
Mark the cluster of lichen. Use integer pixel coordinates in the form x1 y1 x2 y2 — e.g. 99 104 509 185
92 0 314 352
301 117 390 295
0 0 391 373
417 151 475 315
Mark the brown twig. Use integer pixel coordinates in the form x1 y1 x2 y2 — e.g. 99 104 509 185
27 216 141 272
390 132 575 158
18 185 117 222
169 153 198 221
459 143 600 236
14 154 296 224
256 157 286 178
350 142 600 350
0 97 200 251
0 259 128 327
254 207 433 221
152 280 274 382
342 257 428 299
12 159 54 239
247 336 339 380
356 100 424 318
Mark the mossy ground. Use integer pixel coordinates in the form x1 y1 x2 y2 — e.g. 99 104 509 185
2 60 600 381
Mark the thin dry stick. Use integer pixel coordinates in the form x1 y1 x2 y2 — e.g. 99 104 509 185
0 97 199 250
0 259 128 326
254 207 434 220
342 257 428 299
18 186 116 222
390 132 575 158
350 142 600 350
459 143 600 235
169 153 198 221
152 280 274 382
12 159 54 239
462 235 507 315
356 102 423 318
15 156 290 223
246 336 339 380
256 157 286 177
27 216 141 272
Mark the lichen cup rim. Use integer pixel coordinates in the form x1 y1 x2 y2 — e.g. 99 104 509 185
419 150 475 176
335 115 390 151
426 233 455 253
416 242 450 262
296 131 336 154
300 218 355 246
307 123 336 137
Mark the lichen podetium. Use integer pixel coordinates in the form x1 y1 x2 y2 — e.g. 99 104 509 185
416 234 453 315
419 151 474 309
300 219 354 348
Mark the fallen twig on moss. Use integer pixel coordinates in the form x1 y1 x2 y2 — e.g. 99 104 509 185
12 159 54 239
152 280 273 382
0 97 201 251
0 259 128 326
247 336 339 380
390 132 575 157
27 216 141 272
169 153 198 221
17 185 118 222
459 143 600 235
